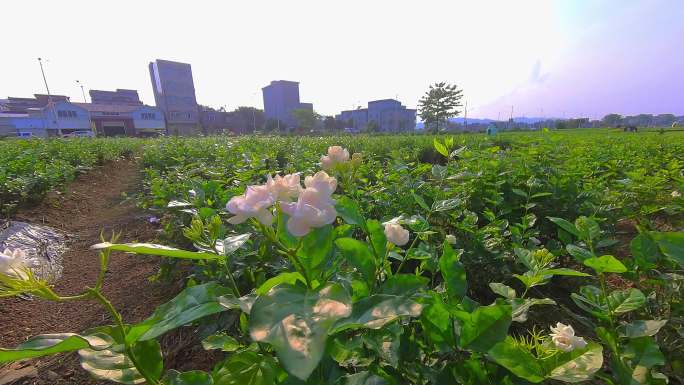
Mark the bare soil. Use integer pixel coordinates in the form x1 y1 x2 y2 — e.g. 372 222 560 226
0 159 176 385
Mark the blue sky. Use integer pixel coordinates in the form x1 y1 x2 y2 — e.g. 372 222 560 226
2 0 682 118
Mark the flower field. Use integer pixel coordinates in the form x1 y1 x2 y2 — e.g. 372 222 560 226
1 130 683 385
0 138 141 214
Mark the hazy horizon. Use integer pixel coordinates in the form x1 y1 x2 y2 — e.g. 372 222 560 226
2 0 683 119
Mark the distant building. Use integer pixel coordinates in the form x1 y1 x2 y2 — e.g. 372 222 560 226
336 99 416 132
262 80 313 128
0 94 70 114
199 106 231 135
149 59 200 135
89 89 143 105
74 103 165 137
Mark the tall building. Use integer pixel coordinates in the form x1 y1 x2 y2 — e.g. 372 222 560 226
89 89 143 105
149 59 200 135
336 99 416 132
262 80 312 128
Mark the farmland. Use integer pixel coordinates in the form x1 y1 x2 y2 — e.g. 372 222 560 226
1 130 683 385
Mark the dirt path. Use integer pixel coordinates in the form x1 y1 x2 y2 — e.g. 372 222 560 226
0 159 174 385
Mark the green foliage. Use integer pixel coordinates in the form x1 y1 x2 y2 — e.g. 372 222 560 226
2 131 684 384
418 82 463 132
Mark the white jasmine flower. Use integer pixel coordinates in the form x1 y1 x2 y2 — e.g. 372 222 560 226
281 189 337 237
266 173 302 201
304 171 337 196
672 191 681 198
320 146 350 170
0 248 38 280
281 172 338 237
188 189 197 199
446 234 457 244
226 184 275 225
384 223 410 246
550 322 587 352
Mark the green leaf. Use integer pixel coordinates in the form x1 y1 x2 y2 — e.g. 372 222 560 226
91 242 223 260
547 217 580 238
296 224 335 280
575 216 601 241
362 323 402 367
212 351 278 385
335 197 367 231
511 298 556 323
249 283 351 380
421 295 455 350
79 326 163 384
608 288 646 314
650 232 684 267
439 242 467 301
566 244 594 262
432 198 461 212
488 336 545 383
341 371 388 385
126 282 239 343
215 234 250 256
433 138 449 157
366 219 387 261
336 238 376 285
489 282 516 299
583 255 627 274
163 370 213 385
623 337 665 368
0 333 111 363
256 272 306 295
618 320 668 339
379 274 429 296
412 192 430 212
542 268 591 277
201 333 241 352
332 294 423 332
511 188 528 198
542 342 603 383
453 301 512 352
630 234 661 268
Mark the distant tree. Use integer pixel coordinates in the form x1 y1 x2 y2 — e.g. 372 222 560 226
555 120 568 130
602 113 623 127
291 108 321 132
363 120 380 133
264 119 283 133
228 107 264 133
323 116 338 132
418 82 463 133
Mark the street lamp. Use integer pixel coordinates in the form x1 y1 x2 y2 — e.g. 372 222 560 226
76 80 87 102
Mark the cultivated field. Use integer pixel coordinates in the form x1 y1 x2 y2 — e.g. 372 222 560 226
1 130 683 385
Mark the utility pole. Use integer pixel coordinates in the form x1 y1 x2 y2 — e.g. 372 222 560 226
464 101 468 131
38 58 58 136
509 105 514 130
76 80 87 102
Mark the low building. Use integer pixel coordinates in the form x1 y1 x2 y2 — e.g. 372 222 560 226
74 103 165 137
336 99 416 132
89 89 143 105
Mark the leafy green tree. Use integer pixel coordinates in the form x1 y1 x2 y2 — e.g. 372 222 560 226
418 82 463 133
228 107 265 134
291 108 321 132
601 113 622 127
363 120 380 133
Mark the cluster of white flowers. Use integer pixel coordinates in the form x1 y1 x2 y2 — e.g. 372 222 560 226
672 191 682 198
446 234 457 244
0 248 38 280
549 322 587 352
282 172 338 237
226 146 349 237
384 223 410 246
320 146 350 171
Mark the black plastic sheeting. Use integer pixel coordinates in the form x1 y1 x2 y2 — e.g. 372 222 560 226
0 220 67 281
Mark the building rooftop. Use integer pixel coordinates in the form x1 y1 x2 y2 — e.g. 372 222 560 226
72 103 152 113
